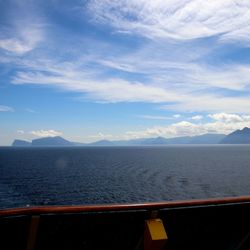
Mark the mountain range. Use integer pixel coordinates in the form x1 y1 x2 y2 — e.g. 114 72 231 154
11 127 250 147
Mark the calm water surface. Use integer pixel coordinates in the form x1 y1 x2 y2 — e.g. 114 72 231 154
0 145 250 209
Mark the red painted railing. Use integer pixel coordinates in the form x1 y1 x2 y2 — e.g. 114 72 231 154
1 196 250 217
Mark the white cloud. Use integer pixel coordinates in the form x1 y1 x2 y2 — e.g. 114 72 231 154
88 132 113 140
137 115 168 120
30 130 62 138
208 113 250 123
173 114 181 118
124 121 203 139
191 115 203 120
0 105 14 112
17 130 24 134
88 0 250 43
12 69 181 104
123 116 250 140
124 121 199 139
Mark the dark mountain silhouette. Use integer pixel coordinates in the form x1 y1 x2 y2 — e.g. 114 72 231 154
220 127 250 144
31 136 74 146
10 132 230 147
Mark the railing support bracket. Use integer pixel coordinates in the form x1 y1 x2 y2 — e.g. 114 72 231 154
144 218 168 250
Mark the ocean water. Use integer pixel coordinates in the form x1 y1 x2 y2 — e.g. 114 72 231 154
0 145 250 209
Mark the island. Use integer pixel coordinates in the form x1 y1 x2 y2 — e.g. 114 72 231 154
12 139 31 146
11 127 250 146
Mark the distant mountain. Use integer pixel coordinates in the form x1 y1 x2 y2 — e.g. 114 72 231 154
220 127 250 144
31 136 74 146
88 140 115 146
114 136 169 145
140 136 169 145
132 134 225 145
165 136 191 144
71 142 87 146
189 134 226 144
112 133 226 145
12 139 31 146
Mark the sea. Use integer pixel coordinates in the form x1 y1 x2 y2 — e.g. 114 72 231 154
0 145 250 209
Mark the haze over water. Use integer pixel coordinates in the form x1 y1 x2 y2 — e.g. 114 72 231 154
0 145 250 209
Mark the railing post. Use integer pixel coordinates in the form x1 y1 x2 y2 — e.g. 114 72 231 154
26 215 40 250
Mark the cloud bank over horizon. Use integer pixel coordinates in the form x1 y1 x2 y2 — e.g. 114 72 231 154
117 112 250 140
13 112 250 143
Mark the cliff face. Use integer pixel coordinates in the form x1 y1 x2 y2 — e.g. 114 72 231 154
12 139 31 146
220 127 250 144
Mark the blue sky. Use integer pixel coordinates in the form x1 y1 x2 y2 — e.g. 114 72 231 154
1 0 250 145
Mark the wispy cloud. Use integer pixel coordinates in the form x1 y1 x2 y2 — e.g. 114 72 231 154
191 115 203 121
12 62 181 103
30 130 62 138
0 25 43 54
2 0 250 116
137 115 169 120
161 93 250 113
25 108 37 113
96 55 250 91
88 0 250 43
0 105 14 112
183 65 250 91
137 114 183 120
0 0 44 55
10 57 250 113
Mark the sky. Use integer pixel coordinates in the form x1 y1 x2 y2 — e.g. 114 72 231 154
1 0 250 145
